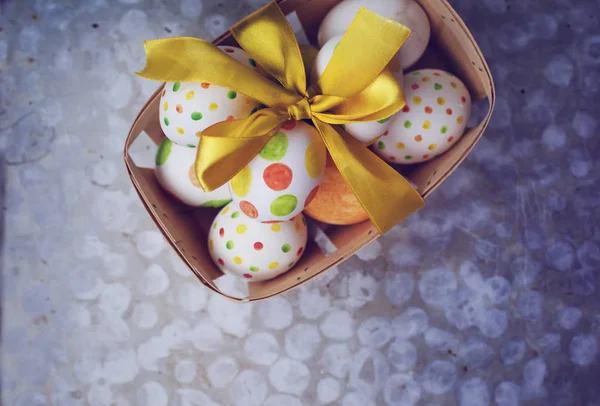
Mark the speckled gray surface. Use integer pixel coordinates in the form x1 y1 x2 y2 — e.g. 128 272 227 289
2 0 600 405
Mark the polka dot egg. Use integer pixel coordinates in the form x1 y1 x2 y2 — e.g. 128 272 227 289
209 202 308 282
373 69 472 164
159 46 261 147
155 139 231 207
229 120 327 222
313 36 394 144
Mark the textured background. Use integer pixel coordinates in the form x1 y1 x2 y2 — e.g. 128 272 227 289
2 0 600 405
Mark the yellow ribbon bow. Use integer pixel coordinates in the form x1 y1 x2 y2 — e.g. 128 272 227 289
136 2 424 234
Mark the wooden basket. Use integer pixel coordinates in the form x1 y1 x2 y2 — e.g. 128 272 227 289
124 0 495 301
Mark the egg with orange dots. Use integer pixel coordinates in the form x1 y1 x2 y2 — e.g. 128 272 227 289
304 158 369 225
228 120 327 223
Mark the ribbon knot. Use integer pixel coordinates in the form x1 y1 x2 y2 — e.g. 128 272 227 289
286 98 312 121
136 2 424 234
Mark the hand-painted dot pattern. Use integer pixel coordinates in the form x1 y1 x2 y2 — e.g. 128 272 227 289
208 202 308 282
231 166 252 198
228 121 325 222
159 46 261 147
263 163 293 191
270 195 298 217
239 200 258 218
371 69 472 164
259 132 288 161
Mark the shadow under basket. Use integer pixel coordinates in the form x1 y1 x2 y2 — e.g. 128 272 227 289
124 0 495 302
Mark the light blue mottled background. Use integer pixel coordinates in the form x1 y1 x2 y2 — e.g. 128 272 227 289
1 0 599 405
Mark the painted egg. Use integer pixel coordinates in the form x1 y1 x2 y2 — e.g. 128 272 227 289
155 138 232 207
313 36 394 144
208 202 308 282
304 158 369 225
228 120 327 222
318 0 430 70
159 46 261 147
372 69 472 164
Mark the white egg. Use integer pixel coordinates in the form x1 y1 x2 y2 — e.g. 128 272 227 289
159 46 261 147
228 120 326 222
155 138 232 207
313 35 396 144
372 69 472 164
318 0 430 70
208 202 308 282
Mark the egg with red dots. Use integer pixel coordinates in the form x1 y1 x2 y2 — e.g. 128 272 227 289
208 202 308 282
313 35 396 145
228 120 327 222
159 46 262 148
372 69 472 164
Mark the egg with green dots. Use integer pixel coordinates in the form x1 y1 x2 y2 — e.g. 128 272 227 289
228 120 327 223
372 69 472 164
208 202 308 282
154 138 232 207
312 35 395 145
159 46 262 147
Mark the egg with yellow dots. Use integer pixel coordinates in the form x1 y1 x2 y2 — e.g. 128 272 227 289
159 46 262 148
372 69 472 164
208 202 308 281
228 120 327 222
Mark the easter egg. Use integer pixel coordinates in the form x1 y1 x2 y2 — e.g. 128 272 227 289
318 0 430 70
313 36 394 144
228 120 326 222
304 158 369 225
372 69 472 164
155 138 232 207
159 46 261 147
208 202 308 282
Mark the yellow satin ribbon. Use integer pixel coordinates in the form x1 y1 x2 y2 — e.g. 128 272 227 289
136 2 424 234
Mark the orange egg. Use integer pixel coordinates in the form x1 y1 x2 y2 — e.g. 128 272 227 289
304 159 369 225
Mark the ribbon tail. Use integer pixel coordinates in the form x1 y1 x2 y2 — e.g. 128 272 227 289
313 119 424 234
195 109 287 191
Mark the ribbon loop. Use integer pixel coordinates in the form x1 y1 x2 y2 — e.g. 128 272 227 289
287 98 312 121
